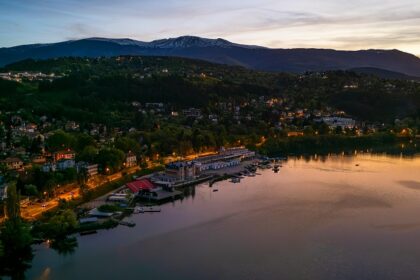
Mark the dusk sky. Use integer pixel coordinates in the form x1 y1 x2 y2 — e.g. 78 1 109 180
1 0 420 55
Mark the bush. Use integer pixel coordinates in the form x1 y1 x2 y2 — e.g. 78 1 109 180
98 204 120 213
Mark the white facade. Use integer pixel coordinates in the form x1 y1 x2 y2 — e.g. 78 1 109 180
322 117 356 129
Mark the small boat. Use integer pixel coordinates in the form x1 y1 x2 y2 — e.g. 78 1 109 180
133 206 144 214
230 177 240 183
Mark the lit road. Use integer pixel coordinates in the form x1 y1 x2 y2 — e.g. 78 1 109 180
20 165 140 221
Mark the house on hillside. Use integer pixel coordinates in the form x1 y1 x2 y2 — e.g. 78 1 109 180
56 159 75 171
125 152 137 167
1 157 23 170
54 150 76 161
77 162 99 177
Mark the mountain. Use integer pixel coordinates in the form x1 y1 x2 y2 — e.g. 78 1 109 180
350 67 420 81
1 36 420 77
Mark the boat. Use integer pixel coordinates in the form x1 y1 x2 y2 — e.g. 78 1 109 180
230 177 241 183
133 206 144 214
140 206 161 213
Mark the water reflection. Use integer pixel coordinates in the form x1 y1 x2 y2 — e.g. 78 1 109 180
26 153 420 280
50 237 78 256
0 246 33 280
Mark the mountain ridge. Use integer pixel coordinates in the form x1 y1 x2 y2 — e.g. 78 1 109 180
1 36 420 77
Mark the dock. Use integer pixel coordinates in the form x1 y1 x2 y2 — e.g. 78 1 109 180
137 206 161 213
119 221 136 227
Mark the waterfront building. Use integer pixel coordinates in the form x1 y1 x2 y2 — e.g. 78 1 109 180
165 161 199 182
126 179 156 195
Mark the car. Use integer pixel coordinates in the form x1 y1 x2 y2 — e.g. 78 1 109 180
41 204 47 208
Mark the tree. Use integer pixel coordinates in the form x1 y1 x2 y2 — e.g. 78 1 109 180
63 168 77 182
0 182 33 277
44 209 78 238
0 219 32 255
96 148 125 173
0 239 4 257
46 130 75 151
5 182 20 221
77 167 89 185
29 135 44 154
24 184 38 197
77 145 98 162
318 123 331 135
74 133 96 152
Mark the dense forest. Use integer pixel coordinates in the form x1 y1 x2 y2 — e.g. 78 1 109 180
1 56 419 124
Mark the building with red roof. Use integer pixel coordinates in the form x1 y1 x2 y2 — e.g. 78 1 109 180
126 179 155 194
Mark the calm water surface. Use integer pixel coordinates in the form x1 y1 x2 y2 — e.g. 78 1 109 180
28 154 420 280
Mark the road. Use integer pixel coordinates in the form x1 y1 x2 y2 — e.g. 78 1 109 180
20 165 140 220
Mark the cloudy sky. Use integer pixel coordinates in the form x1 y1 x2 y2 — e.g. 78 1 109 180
1 0 420 55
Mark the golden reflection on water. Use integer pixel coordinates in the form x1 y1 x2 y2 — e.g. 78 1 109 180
28 153 420 280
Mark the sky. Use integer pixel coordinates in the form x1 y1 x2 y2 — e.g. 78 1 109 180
1 0 420 55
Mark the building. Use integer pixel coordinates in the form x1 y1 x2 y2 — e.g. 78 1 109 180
1 157 23 170
125 152 137 167
54 150 76 161
42 159 76 172
32 155 47 164
56 159 76 171
287 131 304 137
196 159 241 172
153 147 255 185
182 108 202 119
164 161 199 182
65 121 80 131
126 179 156 195
76 162 99 177
321 117 356 129
42 162 57 172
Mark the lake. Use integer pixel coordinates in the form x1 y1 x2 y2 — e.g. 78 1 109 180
27 153 420 280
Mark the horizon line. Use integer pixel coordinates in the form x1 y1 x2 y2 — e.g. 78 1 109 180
2 35 420 58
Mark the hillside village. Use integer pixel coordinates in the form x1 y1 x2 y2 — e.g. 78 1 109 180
0 56 419 213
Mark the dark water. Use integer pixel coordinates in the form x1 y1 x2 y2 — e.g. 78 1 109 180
27 154 420 280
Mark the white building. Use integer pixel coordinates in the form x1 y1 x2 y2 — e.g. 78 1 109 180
321 117 356 129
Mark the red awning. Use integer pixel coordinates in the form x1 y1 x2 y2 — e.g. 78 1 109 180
126 179 155 193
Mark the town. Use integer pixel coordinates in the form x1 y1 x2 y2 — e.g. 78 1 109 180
0 57 419 219
0 56 419 280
